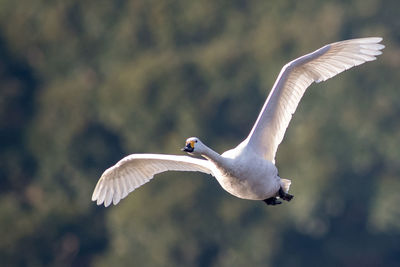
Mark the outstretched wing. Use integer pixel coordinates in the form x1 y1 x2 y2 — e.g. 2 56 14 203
246 37 384 162
92 154 213 207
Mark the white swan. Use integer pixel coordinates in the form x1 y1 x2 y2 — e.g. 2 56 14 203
92 37 384 207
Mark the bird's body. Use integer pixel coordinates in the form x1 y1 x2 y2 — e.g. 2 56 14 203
205 141 281 200
92 37 384 207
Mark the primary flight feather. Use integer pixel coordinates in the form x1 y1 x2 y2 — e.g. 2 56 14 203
92 37 384 207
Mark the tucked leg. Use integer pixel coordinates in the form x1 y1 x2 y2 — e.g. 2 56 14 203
263 197 282 206
278 187 294 201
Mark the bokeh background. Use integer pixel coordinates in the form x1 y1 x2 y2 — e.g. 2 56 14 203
1 0 400 266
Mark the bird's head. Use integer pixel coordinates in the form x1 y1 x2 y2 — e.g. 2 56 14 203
181 137 203 154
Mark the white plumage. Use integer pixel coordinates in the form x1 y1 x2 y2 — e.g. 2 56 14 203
246 37 384 162
92 154 212 206
92 37 384 207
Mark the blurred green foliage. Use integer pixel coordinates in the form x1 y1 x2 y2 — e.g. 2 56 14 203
0 0 399 266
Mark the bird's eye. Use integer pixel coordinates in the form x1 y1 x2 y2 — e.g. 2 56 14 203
195 140 198 143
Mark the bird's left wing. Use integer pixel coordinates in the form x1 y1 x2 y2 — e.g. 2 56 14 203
92 154 213 207
245 37 384 162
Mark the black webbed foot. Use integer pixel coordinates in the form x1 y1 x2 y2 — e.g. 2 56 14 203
263 197 282 206
263 187 294 206
278 187 294 201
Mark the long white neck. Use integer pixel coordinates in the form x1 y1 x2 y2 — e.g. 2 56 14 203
199 144 221 163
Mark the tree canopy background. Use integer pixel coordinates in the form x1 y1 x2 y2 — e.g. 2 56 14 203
1 0 399 266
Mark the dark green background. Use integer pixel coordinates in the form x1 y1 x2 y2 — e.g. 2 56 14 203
1 0 399 266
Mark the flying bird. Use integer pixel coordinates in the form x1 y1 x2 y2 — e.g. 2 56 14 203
92 37 384 207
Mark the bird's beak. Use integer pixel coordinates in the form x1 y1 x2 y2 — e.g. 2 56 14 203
181 142 194 152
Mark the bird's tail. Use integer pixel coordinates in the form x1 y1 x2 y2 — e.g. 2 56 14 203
280 178 291 193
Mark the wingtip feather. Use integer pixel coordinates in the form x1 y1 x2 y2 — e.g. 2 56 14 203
104 188 113 207
91 189 98 202
356 37 383 43
91 178 103 201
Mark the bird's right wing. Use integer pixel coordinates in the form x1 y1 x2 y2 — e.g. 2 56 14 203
92 154 213 207
245 37 384 162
